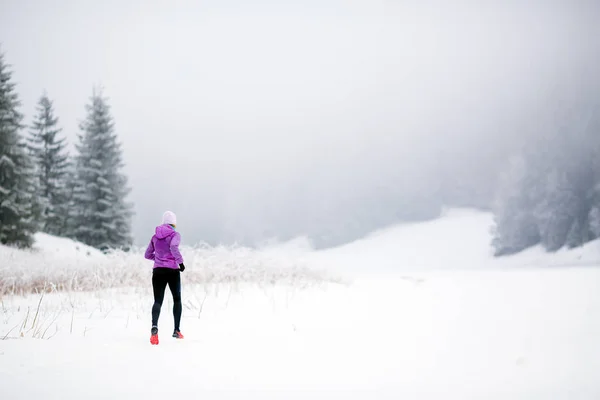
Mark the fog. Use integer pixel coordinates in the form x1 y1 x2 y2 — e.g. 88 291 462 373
2 1 599 247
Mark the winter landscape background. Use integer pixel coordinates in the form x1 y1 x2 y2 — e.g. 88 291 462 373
2 1 599 253
1 1 600 399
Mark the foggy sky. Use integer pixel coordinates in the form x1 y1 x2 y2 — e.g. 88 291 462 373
2 1 599 247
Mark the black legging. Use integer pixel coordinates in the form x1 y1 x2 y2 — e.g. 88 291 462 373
152 267 182 331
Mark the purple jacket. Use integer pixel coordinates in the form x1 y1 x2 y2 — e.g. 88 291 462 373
144 224 184 269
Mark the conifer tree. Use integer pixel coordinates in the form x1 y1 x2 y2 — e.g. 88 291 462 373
70 89 133 250
27 93 70 235
0 50 37 247
491 155 540 255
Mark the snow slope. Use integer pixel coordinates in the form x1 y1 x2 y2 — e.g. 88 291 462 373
31 232 105 260
309 208 600 274
1 209 600 399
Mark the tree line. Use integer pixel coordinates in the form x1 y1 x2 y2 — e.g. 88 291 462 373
491 81 600 256
0 49 133 251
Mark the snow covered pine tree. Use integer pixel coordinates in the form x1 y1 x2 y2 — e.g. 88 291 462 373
0 49 38 247
69 88 133 251
26 93 71 236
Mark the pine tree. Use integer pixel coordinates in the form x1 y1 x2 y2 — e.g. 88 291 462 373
62 163 78 238
584 101 600 243
493 82 600 255
589 203 600 239
491 155 540 256
0 50 38 247
27 93 70 236
537 97 598 251
70 89 133 250
535 168 579 251
584 100 600 242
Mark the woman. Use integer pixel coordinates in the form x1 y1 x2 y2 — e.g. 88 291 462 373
144 210 186 345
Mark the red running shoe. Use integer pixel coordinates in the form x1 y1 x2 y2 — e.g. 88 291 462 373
150 326 159 345
172 330 184 339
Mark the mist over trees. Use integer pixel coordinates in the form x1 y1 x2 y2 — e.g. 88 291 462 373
492 78 600 255
2 30 598 255
214 68 600 253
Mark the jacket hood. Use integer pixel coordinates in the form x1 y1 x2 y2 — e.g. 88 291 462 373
155 224 176 239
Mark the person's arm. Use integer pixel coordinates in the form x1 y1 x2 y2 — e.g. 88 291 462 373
170 232 185 269
144 238 155 260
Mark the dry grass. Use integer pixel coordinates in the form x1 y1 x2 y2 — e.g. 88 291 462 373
0 241 341 296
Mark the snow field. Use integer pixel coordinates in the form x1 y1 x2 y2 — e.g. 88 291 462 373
1 209 600 399
1 267 600 399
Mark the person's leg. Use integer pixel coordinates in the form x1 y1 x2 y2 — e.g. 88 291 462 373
167 270 182 333
152 269 169 327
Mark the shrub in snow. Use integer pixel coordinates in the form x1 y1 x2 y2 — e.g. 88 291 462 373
0 234 338 296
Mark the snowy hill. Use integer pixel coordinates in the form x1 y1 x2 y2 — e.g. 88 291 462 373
1 209 600 399
31 232 106 259
311 208 600 273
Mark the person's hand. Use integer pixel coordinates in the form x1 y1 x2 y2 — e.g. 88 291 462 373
179 263 185 272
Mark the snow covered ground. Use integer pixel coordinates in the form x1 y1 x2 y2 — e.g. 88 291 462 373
1 209 600 399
